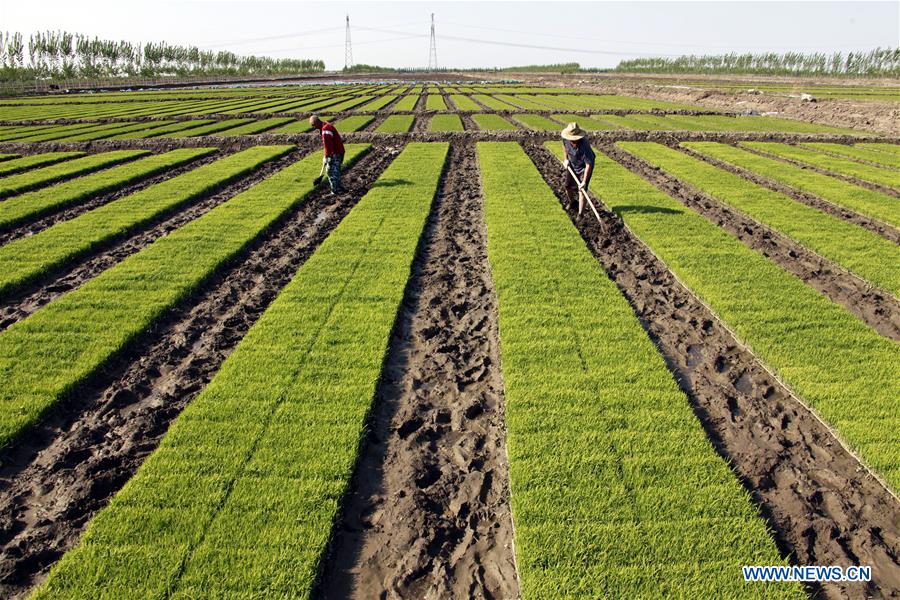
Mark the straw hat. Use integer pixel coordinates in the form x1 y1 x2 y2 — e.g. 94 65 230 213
561 122 586 141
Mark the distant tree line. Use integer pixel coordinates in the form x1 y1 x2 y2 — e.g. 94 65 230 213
344 63 582 74
0 30 325 82
613 48 900 77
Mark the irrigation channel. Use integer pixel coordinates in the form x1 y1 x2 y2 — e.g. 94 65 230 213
0 111 898 598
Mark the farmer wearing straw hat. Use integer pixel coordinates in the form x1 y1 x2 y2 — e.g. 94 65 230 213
560 122 595 216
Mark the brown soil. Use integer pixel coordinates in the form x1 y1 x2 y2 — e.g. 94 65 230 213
317 143 518 599
524 141 900 600
678 144 900 244
606 143 900 341
0 146 313 328
0 146 401 599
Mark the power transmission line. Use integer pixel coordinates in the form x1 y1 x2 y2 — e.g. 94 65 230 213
428 13 437 70
344 14 353 69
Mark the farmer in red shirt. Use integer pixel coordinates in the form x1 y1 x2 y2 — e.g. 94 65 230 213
309 115 346 195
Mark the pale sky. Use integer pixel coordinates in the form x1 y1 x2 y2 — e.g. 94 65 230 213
2 1 898 70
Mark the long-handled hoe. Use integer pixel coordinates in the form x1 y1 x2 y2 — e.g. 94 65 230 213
564 161 605 233
312 156 326 186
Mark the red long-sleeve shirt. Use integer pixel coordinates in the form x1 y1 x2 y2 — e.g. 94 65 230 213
320 122 344 157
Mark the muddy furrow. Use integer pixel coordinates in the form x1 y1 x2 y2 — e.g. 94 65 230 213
524 141 900 600
0 150 224 246
412 115 430 133
2 130 895 155
0 146 313 332
739 144 900 199
677 144 900 244
0 145 402 599
317 143 519 600
460 113 478 131
605 143 900 341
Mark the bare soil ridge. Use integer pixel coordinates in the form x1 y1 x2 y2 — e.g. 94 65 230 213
318 142 519 600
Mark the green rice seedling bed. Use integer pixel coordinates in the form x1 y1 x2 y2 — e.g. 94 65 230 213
448 94 481 111
429 114 464 132
472 94 518 110
481 141 802 598
620 142 900 296
0 152 84 177
389 95 419 111
425 95 448 111
167 119 254 138
0 145 369 455
217 118 295 136
0 150 148 199
332 115 374 132
356 95 397 111
0 149 215 231
0 146 291 298
374 115 414 132
742 142 899 189
32 143 448 599
685 142 900 228
511 114 561 130
801 143 900 170
471 114 518 130
548 141 900 491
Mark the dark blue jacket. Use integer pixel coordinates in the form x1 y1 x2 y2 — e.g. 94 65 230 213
563 138 595 176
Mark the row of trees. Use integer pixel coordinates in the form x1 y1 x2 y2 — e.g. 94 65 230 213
0 30 324 81
614 48 900 77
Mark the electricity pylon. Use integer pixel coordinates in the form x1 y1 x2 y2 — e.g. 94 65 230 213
344 14 353 70
427 13 437 70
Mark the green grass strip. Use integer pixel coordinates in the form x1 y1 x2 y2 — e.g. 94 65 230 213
0 145 365 457
0 146 292 299
33 142 446 599
801 143 900 170
858 143 900 156
270 119 314 134
425 95 448 111
472 94 518 110
0 152 84 177
0 150 148 199
448 94 481 110
481 142 800 598
167 119 254 138
510 114 561 131
0 153 19 162
132 120 217 139
471 114 519 130
619 142 900 296
53 122 175 142
374 115 414 132
554 114 623 130
742 142 900 189
684 142 900 228
332 115 374 132
0 149 215 231
389 95 419 111
495 94 552 110
429 114 464 132
103 120 193 140
217 118 295 136
356 95 397 111
548 141 900 490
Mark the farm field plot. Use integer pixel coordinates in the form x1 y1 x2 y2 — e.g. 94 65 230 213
33 142 447 598
619 142 900 296
0 77 897 600
480 142 800 598
741 142 900 189
683 142 900 228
